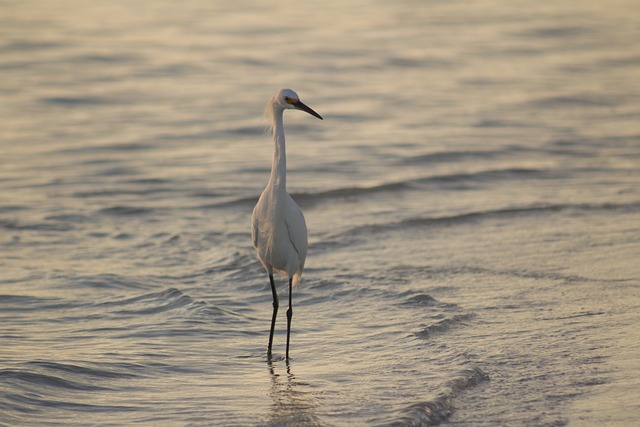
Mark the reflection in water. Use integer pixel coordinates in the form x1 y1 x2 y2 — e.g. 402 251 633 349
266 358 322 427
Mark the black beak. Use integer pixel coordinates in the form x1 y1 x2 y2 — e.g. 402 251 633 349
294 100 323 120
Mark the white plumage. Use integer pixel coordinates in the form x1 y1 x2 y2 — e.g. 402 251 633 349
251 88 322 359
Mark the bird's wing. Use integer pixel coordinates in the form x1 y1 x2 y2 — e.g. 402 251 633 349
284 194 308 265
251 218 259 249
251 199 261 249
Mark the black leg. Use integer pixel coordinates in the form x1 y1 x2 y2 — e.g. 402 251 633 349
285 277 293 360
268 274 278 356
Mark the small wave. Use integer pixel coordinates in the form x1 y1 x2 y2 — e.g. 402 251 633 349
25 361 140 380
211 168 545 210
56 141 153 155
541 310 606 321
92 166 139 177
68 53 141 64
0 361 144 423
2 40 64 52
0 205 27 213
96 205 155 216
68 274 154 291
135 63 206 78
219 124 264 136
386 55 454 69
399 150 499 165
474 118 538 128
400 293 437 307
292 181 413 206
344 201 640 236
0 369 108 392
296 169 542 204
96 288 252 323
0 219 73 232
76 187 177 198
102 288 194 316
39 95 120 107
128 178 172 185
204 182 412 210
416 168 543 185
425 264 630 287
0 294 81 313
44 214 91 223
389 367 488 426
518 25 590 39
0 391 137 415
414 314 475 339
599 53 640 68
528 94 615 108
203 195 258 210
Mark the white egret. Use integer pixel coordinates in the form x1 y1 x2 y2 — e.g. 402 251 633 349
251 88 323 359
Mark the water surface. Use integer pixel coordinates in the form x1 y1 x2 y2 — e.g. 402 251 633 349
1 1 639 425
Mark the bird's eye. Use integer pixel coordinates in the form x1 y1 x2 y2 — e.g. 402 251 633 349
284 96 290 101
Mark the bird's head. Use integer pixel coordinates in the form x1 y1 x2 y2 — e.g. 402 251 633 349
274 88 323 120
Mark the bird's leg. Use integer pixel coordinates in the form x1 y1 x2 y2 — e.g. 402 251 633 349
285 277 293 360
268 274 278 357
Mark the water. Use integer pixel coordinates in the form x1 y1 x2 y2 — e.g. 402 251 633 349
1 0 639 425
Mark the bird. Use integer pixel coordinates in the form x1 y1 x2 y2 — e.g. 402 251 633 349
251 88 323 360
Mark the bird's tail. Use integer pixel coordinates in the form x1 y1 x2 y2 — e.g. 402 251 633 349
292 271 302 288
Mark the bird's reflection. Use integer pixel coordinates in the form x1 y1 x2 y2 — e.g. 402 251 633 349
266 357 322 426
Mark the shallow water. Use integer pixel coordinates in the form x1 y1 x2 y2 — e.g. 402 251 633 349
1 0 640 425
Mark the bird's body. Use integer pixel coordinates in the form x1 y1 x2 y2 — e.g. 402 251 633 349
252 189 307 285
251 88 322 359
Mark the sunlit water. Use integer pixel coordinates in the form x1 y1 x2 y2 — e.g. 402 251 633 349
1 1 640 426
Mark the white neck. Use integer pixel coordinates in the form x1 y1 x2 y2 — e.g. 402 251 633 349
268 107 286 191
